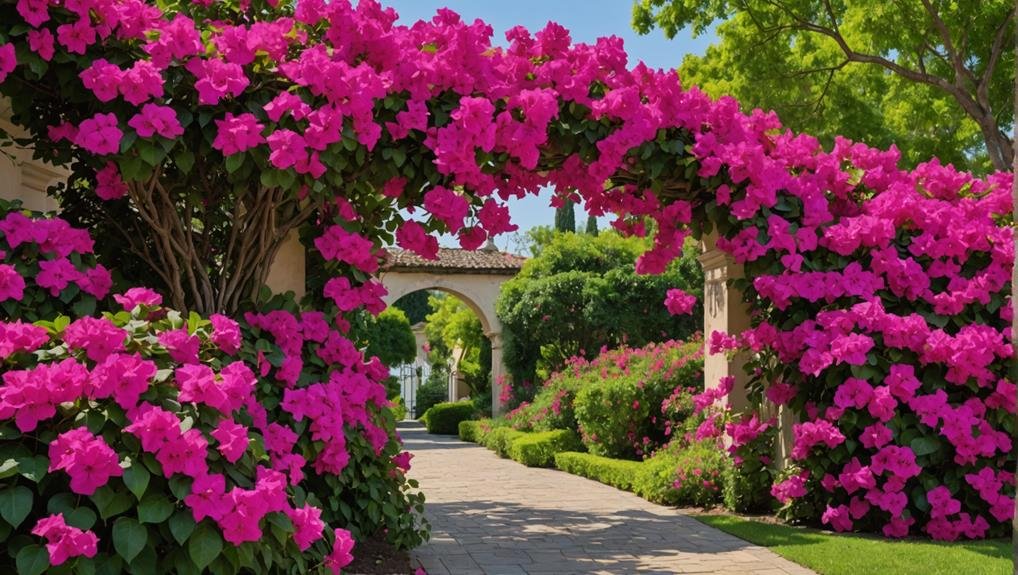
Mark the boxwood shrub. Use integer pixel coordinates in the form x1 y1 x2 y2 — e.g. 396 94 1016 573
553 452 645 492
421 401 475 435
507 430 583 468
458 420 481 443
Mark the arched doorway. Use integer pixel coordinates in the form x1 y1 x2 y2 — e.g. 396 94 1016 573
379 244 525 415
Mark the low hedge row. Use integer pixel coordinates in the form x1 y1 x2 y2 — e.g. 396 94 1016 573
421 400 475 434
553 441 731 508
458 420 480 443
508 430 583 467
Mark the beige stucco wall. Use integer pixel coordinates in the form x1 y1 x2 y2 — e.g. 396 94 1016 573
0 100 66 212
264 229 306 299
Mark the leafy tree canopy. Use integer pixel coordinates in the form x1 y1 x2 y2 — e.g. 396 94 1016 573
424 293 490 396
632 0 1015 173
347 306 417 367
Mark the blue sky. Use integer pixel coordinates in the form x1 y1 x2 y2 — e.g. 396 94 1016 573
379 1 716 251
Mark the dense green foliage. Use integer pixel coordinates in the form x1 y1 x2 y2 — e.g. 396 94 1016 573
632 0 1015 172
553 452 646 493
420 401 476 435
414 375 449 419
424 294 490 398
392 290 433 325
347 307 417 368
497 232 703 402
585 215 599 236
506 430 583 468
696 516 1011 575
457 421 481 443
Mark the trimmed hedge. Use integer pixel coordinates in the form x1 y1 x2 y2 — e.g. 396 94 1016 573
421 400 476 434
507 430 583 467
459 420 481 442
553 452 645 492
483 427 526 457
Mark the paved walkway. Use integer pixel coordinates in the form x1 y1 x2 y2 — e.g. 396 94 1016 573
403 422 814 575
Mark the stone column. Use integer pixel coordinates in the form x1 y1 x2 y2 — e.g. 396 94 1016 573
488 332 505 416
698 233 752 412
265 229 306 299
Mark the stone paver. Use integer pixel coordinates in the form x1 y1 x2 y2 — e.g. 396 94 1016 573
403 422 814 575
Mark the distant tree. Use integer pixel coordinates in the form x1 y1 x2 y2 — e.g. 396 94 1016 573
632 0 1015 172
393 290 433 325
347 307 418 367
497 231 703 402
585 215 599 236
554 200 576 232
424 294 490 396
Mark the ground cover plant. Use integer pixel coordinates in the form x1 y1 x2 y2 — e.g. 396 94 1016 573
0 0 1011 550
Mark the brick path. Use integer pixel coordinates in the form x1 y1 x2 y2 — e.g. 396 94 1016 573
403 422 815 575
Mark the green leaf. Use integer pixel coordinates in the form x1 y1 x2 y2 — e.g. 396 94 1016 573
138 493 174 524
0 458 18 479
65 506 97 530
225 154 245 174
188 522 223 570
169 510 196 545
15 544 49 575
910 436 941 457
91 486 133 520
112 517 147 563
15 455 47 482
123 464 150 500
0 485 33 528
174 148 196 174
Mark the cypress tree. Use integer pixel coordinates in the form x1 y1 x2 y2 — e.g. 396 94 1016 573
554 200 576 233
585 214 599 236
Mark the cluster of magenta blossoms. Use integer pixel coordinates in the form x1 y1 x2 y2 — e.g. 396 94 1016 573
0 208 423 572
0 0 1013 543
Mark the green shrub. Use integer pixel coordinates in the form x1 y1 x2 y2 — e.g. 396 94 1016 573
723 422 777 513
415 374 449 417
483 427 526 458
421 401 475 434
573 340 703 459
633 452 684 505
459 420 480 442
667 441 729 507
389 396 408 421
553 452 645 492
507 430 583 467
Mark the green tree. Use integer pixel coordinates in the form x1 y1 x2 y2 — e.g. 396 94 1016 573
497 231 704 401
393 290 433 325
554 200 576 232
632 0 1015 173
424 294 490 396
585 215 600 236
347 307 418 367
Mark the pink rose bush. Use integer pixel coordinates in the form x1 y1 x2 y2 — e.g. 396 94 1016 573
0 0 1011 545
0 210 426 571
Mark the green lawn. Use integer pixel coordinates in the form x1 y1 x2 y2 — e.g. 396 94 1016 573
696 515 1012 575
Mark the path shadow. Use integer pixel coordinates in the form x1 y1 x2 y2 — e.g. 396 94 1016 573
399 421 477 451
414 498 768 574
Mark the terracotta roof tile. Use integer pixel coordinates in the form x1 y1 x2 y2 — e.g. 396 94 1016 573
382 247 526 274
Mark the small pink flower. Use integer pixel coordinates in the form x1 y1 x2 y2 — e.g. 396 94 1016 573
128 104 183 139
31 514 99 566
324 528 355 574
75 113 122 155
664 288 697 315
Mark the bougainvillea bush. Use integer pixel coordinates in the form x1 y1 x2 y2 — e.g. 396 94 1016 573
0 0 1012 543
0 208 425 572
506 339 703 460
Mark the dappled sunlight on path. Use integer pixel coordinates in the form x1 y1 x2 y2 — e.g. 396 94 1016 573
402 422 814 575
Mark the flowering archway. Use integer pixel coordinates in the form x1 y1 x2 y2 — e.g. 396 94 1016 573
0 2 1012 571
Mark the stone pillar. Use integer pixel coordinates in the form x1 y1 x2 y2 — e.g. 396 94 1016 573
488 332 505 416
1 101 67 212
265 229 306 299
698 233 752 412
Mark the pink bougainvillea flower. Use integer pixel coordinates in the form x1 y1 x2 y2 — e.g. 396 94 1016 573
27 28 55 61
0 44 14 83
423 186 470 233
56 18 96 55
79 59 122 102
63 317 127 362
324 528 355 574
94 162 128 200
211 418 249 463
75 113 122 155
16 0 50 28
209 313 242 354
0 264 25 302
159 328 200 364
48 428 123 495
285 504 325 551
213 112 266 155
31 514 99 566
113 287 163 310
128 103 183 139
396 221 439 260
0 320 48 359
664 288 696 315
119 60 164 105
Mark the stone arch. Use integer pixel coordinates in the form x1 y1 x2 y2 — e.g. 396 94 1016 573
378 246 525 415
